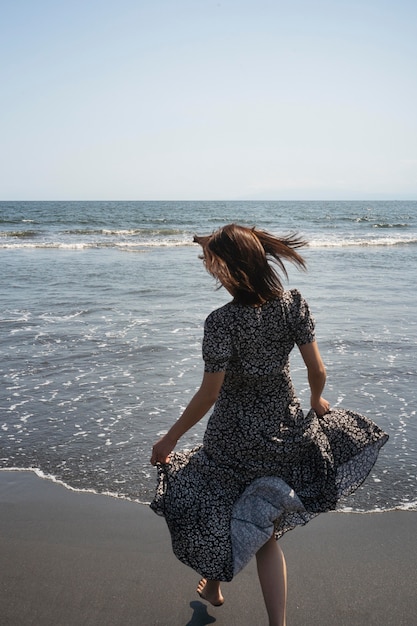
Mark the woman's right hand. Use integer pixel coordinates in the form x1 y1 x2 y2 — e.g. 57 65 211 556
311 396 330 417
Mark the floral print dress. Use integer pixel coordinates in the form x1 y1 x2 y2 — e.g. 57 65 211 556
150 290 388 581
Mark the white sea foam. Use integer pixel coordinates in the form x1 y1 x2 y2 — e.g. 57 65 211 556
1 235 417 250
0 468 150 505
308 235 417 248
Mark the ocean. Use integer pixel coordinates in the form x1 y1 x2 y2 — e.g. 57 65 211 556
1 200 416 512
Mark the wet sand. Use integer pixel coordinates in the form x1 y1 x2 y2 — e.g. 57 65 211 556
0 470 415 625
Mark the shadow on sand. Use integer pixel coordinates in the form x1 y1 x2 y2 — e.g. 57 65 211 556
185 600 216 625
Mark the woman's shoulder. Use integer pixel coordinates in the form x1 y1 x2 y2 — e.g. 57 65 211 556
206 291 308 322
206 302 235 324
280 288 305 306
282 287 303 298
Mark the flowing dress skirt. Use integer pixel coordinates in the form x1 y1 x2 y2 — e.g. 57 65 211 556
150 407 388 581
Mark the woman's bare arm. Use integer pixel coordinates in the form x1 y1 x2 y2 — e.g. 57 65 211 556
150 371 225 465
298 341 330 416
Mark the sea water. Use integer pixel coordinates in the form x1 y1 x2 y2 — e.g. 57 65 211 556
1 201 416 511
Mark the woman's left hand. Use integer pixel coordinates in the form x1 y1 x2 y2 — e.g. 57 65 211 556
150 371 224 466
150 434 177 466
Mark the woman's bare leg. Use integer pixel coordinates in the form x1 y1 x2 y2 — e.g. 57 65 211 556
256 536 287 626
197 578 224 606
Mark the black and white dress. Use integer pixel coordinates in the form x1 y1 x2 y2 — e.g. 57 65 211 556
150 289 388 581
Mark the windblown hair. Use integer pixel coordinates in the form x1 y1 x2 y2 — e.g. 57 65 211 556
193 223 307 305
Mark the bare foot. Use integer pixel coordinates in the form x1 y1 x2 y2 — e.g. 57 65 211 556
197 579 224 607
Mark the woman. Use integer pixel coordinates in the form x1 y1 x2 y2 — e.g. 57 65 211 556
150 224 388 626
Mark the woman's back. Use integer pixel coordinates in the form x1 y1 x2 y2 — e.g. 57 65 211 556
203 289 314 384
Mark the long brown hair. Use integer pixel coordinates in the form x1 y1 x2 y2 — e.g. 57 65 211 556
193 223 307 305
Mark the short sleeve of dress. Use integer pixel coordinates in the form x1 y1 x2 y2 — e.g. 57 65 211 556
287 289 316 346
202 309 233 373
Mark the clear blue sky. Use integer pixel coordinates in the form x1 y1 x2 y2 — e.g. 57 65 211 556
1 0 416 200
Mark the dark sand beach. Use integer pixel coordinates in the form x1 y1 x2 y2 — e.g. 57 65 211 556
0 470 415 626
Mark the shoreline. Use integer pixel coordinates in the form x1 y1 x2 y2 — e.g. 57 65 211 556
1 466 412 513
1 470 416 625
